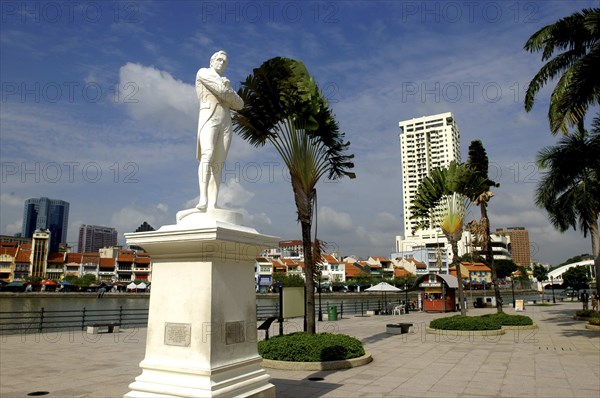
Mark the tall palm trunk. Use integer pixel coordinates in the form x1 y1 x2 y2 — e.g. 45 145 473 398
481 204 504 313
449 237 466 315
301 221 315 333
292 177 316 333
591 218 600 297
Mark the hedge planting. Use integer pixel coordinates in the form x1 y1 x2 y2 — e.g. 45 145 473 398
575 310 600 318
480 312 534 326
258 332 365 362
429 315 501 331
589 317 600 326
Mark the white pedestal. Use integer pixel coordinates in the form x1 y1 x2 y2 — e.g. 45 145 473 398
124 208 278 398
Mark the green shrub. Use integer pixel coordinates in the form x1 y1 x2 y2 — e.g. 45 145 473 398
575 309 600 318
589 317 600 326
429 315 501 330
258 332 365 362
480 312 533 326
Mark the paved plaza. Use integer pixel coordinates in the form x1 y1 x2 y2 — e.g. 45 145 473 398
1 302 598 397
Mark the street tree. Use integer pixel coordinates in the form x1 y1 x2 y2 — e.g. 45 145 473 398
233 57 355 334
562 266 591 290
467 139 502 312
524 7 600 134
535 115 600 296
410 161 488 315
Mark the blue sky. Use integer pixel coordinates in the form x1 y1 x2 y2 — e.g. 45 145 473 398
1 0 598 264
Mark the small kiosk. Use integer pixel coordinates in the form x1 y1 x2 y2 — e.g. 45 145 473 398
416 273 458 312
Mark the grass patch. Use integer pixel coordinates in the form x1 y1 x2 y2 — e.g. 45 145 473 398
258 332 365 362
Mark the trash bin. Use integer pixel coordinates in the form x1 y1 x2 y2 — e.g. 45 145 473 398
328 306 338 321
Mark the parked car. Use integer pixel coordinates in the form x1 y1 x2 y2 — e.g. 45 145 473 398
560 288 578 298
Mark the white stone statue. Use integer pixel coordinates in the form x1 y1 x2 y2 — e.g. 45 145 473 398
195 50 244 211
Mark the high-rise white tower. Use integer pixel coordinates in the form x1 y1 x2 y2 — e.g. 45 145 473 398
394 112 468 273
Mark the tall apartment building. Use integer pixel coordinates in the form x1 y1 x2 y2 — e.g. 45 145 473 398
22 197 69 252
78 224 118 253
494 227 531 266
394 112 469 271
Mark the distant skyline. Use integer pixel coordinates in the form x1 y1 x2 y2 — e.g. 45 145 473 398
1 1 598 265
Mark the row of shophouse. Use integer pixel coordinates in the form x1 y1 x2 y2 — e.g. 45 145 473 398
0 240 151 283
1 233 494 290
255 251 494 292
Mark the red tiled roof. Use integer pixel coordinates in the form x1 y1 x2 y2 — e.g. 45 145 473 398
279 240 303 247
460 262 491 272
47 252 65 263
82 253 99 264
0 247 18 257
66 253 82 264
134 256 150 265
321 254 339 264
394 266 411 277
99 258 115 269
345 263 365 278
15 249 30 262
118 253 134 262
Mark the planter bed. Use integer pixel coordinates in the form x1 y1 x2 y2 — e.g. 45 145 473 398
261 352 372 371
426 327 505 336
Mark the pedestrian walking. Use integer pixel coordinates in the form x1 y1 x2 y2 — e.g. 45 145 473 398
581 290 589 310
591 293 598 312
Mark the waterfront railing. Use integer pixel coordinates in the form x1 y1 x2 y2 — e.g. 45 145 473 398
0 306 149 335
1 298 407 335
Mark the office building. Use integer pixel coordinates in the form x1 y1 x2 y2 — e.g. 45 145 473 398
30 230 50 277
78 224 118 253
495 227 531 266
395 112 469 270
22 197 69 252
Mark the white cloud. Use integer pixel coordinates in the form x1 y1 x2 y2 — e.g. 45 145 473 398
318 206 353 231
375 212 400 229
5 219 22 236
118 63 197 131
110 203 171 239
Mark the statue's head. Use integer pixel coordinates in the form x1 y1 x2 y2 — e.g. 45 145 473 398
210 50 228 75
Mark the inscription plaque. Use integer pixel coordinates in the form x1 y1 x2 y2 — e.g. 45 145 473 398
225 321 245 345
164 323 191 347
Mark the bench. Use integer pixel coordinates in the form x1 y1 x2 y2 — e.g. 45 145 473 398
258 317 278 340
386 323 413 335
87 322 120 334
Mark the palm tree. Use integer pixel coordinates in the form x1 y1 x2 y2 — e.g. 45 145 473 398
535 114 600 295
410 162 488 315
466 140 503 312
524 7 600 135
233 57 355 334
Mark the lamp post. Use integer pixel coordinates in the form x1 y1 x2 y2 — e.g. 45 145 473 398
318 267 323 322
551 275 556 304
404 282 409 314
511 276 516 308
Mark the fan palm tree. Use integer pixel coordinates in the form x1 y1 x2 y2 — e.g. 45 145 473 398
535 114 600 295
466 140 503 312
524 7 600 135
410 162 488 315
233 57 355 334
